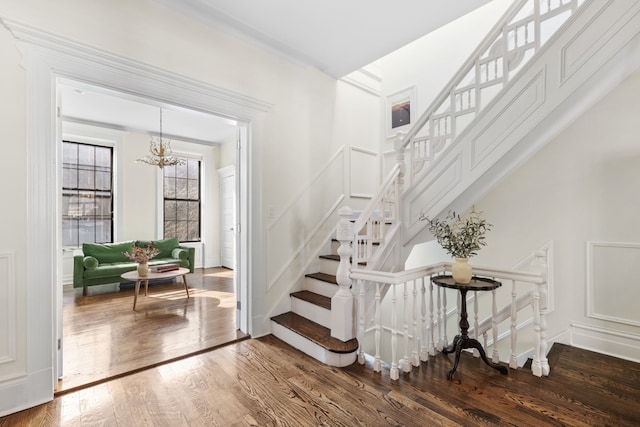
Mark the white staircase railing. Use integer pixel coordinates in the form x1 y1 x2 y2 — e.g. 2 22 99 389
351 257 550 379
401 0 583 186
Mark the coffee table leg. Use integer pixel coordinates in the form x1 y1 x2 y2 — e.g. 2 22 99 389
133 279 141 310
144 279 149 296
182 275 190 299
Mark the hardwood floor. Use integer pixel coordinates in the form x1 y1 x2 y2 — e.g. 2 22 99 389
56 267 248 394
3 335 639 426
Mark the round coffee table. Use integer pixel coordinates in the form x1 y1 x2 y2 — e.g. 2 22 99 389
121 267 190 310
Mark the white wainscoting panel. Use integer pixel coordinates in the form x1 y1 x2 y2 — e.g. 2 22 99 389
350 146 378 198
586 241 640 327
0 252 17 367
266 148 345 288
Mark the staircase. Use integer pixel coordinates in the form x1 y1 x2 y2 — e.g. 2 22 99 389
271 239 358 367
270 0 640 370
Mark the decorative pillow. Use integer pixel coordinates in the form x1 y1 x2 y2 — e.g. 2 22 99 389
172 248 188 260
136 238 179 259
82 241 134 263
83 256 98 269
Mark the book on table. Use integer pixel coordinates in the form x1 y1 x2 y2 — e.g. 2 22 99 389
150 263 180 273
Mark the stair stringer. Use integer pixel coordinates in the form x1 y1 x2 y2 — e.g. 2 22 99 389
401 0 640 249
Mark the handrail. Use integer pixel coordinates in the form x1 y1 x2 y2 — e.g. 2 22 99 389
351 261 550 379
351 262 544 285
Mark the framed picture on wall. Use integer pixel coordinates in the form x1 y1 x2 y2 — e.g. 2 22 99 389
386 86 416 138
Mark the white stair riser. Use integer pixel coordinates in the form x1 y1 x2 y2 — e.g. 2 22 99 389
291 297 331 328
305 277 338 298
271 321 357 368
318 258 339 275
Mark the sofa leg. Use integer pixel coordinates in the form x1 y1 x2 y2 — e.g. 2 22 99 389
83 286 88 296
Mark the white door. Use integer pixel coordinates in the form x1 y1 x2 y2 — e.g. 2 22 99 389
219 167 236 270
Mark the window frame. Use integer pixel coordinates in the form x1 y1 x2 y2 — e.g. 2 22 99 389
162 158 202 243
61 140 114 248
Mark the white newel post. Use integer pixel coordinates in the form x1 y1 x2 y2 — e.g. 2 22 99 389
331 206 355 341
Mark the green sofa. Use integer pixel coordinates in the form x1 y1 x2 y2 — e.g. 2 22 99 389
73 238 195 295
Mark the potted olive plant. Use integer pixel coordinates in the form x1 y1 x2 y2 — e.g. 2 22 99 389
420 208 492 284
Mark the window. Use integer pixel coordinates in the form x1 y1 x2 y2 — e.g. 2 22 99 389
163 159 201 242
62 141 114 247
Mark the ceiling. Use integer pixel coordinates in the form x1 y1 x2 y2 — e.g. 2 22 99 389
62 1 492 144
60 81 238 145
153 0 491 78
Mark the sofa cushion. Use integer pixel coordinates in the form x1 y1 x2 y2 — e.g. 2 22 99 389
83 241 134 264
135 238 179 259
82 258 189 280
83 256 98 270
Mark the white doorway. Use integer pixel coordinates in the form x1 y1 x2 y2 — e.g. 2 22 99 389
4 29 268 415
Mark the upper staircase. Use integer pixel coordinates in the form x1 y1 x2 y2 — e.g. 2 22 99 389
270 0 640 373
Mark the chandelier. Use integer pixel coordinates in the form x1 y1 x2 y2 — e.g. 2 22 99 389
136 108 186 169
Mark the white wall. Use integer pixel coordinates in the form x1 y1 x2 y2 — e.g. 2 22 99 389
471 66 640 361
0 16 28 392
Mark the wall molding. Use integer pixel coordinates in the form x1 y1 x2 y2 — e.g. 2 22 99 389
570 321 640 363
586 241 640 327
349 146 378 198
0 252 16 368
0 18 273 120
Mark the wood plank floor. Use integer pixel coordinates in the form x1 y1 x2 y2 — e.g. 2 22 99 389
56 267 248 394
3 335 639 426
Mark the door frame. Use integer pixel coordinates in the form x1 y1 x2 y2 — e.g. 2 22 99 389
0 20 270 415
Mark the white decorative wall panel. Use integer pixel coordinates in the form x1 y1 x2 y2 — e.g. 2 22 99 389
470 69 546 169
0 253 16 366
350 146 378 198
587 242 640 327
560 0 618 83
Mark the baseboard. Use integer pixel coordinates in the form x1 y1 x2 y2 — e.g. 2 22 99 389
569 322 640 363
0 368 53 417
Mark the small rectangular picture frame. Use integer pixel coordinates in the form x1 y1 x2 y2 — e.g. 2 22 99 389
386 86 416 138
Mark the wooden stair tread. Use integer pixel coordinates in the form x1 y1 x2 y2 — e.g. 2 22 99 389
290 290 331 310
271 312 358 354
319 254 367 265
305 272 337 284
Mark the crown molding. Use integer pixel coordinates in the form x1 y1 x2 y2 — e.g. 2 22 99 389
0 17 273 121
